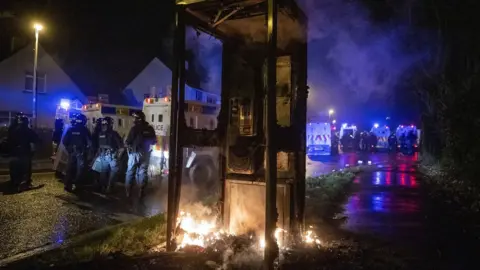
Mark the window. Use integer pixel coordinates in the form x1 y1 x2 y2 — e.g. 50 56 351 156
195 91 203 101
24 71 47 93
210 119 215 129
207 96 217 104
151 114 154 122
118 118 123 127
158 114 163 122
92 117 96 123
189 117 194 127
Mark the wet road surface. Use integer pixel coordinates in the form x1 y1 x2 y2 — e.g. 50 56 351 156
341 153 426 244
0 174 167 260
307 151 393 177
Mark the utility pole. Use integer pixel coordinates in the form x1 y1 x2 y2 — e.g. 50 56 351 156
264 0 278 269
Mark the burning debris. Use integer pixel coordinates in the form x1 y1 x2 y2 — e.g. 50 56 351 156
145 202 324 269
173 205 323 261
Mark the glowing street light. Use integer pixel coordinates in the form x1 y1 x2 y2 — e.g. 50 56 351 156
332 119 336 124
374 123 379 129
328 109 334 121
33 23 43 31
32 22 43 128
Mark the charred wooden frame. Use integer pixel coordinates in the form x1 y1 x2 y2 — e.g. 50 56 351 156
167 2 308 262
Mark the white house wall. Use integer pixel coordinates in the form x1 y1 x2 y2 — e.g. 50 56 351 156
0 44 85 128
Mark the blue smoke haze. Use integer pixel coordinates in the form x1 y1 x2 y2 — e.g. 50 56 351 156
299 0 427 126
184 0 429 128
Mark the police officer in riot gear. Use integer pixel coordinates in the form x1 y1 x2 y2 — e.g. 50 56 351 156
92 117 123 193
124 111 156 200
91 118 103 157
388 132 397 152
62 113 92 192
7 114 39 192
90 118 103 187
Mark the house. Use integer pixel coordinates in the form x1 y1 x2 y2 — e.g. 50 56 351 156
123 57 220 107
123 57 173 107
0 43 86 128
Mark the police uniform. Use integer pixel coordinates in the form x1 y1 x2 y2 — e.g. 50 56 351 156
92 117 123 192
91 118 103 158
62 114 92 191
124 111 156 198
7 115 39 191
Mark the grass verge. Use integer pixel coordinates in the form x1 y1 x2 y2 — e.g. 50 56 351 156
305 169 357 224
420 162 480 233
10 214 166 268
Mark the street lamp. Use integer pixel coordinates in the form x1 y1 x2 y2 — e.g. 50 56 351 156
32 23 43 128
328 109 334 120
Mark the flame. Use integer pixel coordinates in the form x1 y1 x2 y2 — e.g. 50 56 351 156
177 211 220 249
258 228 286 249
304 230 322 245
176 209 321 251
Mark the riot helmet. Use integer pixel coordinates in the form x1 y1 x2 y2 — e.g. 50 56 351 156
74 114 87 126
94 117 103 133
132 111 145 124
95 118 103 127
17 114 29 127
70 114 78 125
101 117 114 131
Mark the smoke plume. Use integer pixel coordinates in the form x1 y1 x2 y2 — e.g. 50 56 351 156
298 0 426 121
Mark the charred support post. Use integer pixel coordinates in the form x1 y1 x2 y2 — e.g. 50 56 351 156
166 5 186 252
264 0 278 269
174 7 187 230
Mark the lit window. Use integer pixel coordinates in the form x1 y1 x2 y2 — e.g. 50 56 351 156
24 71 47 93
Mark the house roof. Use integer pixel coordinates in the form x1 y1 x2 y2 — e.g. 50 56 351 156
0 42 87 103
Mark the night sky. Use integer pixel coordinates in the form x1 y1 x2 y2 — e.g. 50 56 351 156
1 0 175 98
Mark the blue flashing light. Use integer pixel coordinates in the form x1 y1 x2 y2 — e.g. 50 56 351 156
60 99 70 110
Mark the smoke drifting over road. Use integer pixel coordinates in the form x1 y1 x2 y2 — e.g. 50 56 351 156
298 0 426 121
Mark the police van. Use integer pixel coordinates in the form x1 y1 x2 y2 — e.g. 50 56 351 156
396 125 421 150
142 85 220 186
370 124 390 149
81 103 141 139
52 101 141 177
306 122 332 155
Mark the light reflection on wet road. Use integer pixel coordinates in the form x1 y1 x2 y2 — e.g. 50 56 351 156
342 153 428 244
